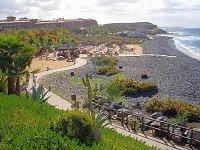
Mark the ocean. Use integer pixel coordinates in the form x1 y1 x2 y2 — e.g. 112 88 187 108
161 28 200 61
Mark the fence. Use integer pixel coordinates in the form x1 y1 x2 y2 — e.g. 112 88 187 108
94 103 200 146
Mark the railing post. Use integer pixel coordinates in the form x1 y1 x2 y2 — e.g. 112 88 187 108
167 123 170 138
189 129 194 146
121 111 124 126
141 116 144 132
98 105 101 113
159 121 163 137
48 85 51 92
132 119 136 131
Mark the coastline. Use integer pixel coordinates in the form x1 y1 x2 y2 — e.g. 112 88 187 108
39 36 200 105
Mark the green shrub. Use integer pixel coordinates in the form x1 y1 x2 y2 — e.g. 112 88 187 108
170 111 189 126
0 69 7 94
145 99 200 122
0 94 157 149
51 110 101 145
91 56 117 66
119 79 158 95
96 66 118 76
106 80 123 102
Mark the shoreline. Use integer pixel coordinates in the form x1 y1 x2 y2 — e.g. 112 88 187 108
39 36 200 105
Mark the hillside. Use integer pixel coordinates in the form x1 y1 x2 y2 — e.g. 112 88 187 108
103 22 167 34
0 94 156 150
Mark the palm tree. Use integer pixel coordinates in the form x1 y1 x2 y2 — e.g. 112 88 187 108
13 47 35 95
0 35 35 95
0 69 7 93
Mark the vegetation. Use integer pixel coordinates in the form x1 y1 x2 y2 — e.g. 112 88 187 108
82 75 98 115
76 34 143 45
145 99 200 122
105 80 123 102
0 28 77 96
0 93 156 149
118 79 158 95
91 56 117 66
0 69 7 94
0 34 36 95
51 110 101 145
31 85 50 102
96 66 118 76
170 111 189 126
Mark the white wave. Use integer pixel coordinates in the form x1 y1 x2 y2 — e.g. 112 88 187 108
175 35 200 41
174 39 200 61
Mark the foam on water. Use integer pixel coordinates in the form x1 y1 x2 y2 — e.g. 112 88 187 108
174 39 200 60
161 28 200 61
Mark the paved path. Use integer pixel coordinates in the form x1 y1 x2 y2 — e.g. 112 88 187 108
119 54 177 58
27 55 186 150
27 55 87 110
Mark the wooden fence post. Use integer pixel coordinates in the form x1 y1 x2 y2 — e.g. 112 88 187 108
141 116 144 132
159 121 163 137
189 129 194 146
121 111 124 126
167 123 170 138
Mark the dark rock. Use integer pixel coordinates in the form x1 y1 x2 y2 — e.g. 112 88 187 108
187 128 200 146
141 74 148 79
70 72 75 76
150 112 163 119
131 102 143 110
82 101 89 109
110 102 123 110
172 127 184 144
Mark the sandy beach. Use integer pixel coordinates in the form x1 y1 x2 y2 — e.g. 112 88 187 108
30 58 74 72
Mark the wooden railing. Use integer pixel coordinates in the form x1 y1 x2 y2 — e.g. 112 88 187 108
94 103 200 146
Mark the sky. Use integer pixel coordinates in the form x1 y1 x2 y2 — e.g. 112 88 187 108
0 0 200 27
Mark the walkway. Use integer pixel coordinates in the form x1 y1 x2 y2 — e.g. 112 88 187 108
119 54 177 58
27 55 87 110
27 55 186 150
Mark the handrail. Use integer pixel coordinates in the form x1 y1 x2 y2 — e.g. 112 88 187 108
94 103 200 145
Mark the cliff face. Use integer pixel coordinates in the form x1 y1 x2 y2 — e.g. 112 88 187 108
103 22 167 34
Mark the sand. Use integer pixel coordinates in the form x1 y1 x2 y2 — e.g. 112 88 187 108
85 44 143 56
30 58 74 72
125 44 143 55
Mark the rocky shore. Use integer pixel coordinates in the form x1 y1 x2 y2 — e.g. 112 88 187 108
39 36 200 105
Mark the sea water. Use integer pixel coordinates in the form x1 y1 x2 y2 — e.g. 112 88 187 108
162 28 200 60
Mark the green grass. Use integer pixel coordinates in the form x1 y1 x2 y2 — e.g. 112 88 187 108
0 94 156 150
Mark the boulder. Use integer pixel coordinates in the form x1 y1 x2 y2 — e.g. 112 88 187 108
150 112 163 119
151 116 168 137
70 72 75 76
171 127 184 144
187 128 200 145
144 118 154 127
131 102 142 110
110 102 123 110
82 101 89 109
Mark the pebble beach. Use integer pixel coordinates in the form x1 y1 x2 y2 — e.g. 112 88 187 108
39 36 200 106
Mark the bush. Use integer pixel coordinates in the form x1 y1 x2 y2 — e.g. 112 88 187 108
96 66 118 76
106 81 123 102
91 56 117 66
118 79 158 95
51 110 101 145
0 94 157 149
145 99 200 122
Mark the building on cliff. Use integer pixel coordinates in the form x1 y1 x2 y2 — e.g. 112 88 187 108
0 16 98 31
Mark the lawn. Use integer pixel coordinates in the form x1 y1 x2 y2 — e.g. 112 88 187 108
0 94 156 149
